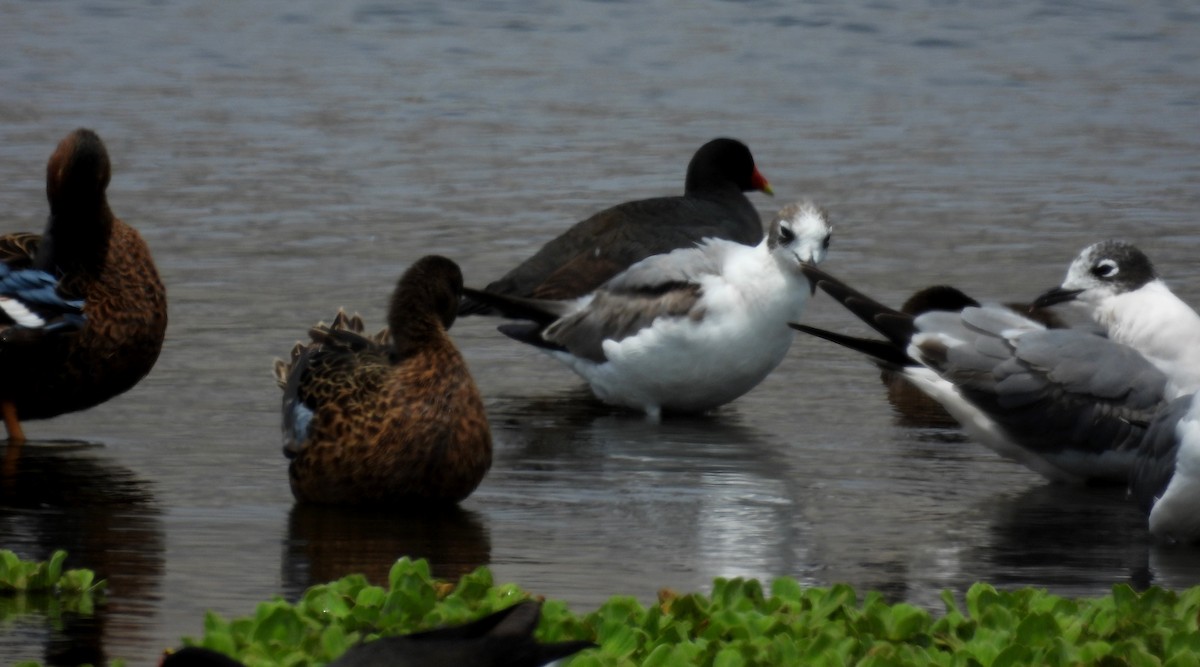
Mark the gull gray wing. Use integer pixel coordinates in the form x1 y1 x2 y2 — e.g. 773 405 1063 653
1129 394 1193 514
599 237 730 293
543 280 705 363
913 306 1169 478
470 241 729 363
539 239 731 361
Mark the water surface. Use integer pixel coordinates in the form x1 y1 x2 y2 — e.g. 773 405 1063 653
2 1 1200 664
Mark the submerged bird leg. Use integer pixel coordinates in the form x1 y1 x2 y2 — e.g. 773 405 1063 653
2 401 24 444
2 401 22 479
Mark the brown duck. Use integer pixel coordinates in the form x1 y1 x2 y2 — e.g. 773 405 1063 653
274 255 492 506
0 128 167 442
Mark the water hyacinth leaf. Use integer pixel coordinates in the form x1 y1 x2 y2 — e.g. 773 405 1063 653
354 585 385 609
812 584 857 620
319 623 350 660
591 595 647 634
714 577 764 611
884 603 931 642
387 557 431 588
598 621 641 658
1112 584 1140 613
0 551 32 591
48 555 1200 667
1166 651 1200 667
199 627 238 657
61 567 98 593
449 565 495 602
711 646 745 667
1014 611 1060 645
250 603 309 645
1179 588 1200 623
990 643 1034 667
41 550 66 588
801 629 858 666
303 586 351 620
704 609 751 641
201 611 225 634
965 583 1001 622
539 599 590 642
1112 638 1162 667
381 580 437 623
662 591 708 628
642 642 699 667
856 641 905 667
1168 631 1200 656
769 577 804 604
765 633 800 664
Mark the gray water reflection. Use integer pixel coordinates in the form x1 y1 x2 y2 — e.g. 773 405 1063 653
2 0 1200 664
0 442 163 667
282 504 492 595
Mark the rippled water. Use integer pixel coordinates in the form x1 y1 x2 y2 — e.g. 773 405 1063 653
2 0 1200 664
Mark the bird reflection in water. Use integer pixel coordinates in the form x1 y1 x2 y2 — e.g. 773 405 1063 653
282 503 491 596
0 440 164 667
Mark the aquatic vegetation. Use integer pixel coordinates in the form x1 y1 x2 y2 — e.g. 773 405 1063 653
184 558 1200 667
0 549 104 597
0 549 106 652
8 551 1200 666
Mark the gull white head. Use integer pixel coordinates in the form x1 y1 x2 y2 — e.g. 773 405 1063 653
1034 240 1158 309
1033 239 1200 398
767 200 832 269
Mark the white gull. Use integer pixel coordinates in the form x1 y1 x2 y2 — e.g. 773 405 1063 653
795 240 1200 541
467 201 832 420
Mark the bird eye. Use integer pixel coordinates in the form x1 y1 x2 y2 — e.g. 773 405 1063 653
1091 259 1118 279
779 226 796 245
822 234 831 250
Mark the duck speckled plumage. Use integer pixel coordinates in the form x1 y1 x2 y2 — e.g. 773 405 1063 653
274 255 492 506
0 128 167 441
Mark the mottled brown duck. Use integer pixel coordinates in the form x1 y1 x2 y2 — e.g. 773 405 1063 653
274 255 492 506
0 128 167 442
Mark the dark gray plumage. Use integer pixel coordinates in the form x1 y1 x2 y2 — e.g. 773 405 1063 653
910 306 1170 482
791 264 1173 483
1130 395 1193 515
161 602 594 667
460 138 772 315
328 601 593 667
1128 392 1200 543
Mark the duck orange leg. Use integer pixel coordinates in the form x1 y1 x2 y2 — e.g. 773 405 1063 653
2 400 24 444
2 401 23 479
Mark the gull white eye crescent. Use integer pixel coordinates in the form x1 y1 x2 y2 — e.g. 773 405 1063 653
1092 258 1119 279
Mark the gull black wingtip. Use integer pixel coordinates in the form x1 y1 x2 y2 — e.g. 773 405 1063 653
1032 286 1084 309
800 262 819 295
797 265 915 347
460 287 570 325
790 322 914 368
800 263 832 285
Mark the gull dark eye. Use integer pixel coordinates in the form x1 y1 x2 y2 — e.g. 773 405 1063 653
822 234 831 250
1091 259 1119 279
779 225 796 245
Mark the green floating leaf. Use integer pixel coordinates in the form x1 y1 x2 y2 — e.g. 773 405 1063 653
85 556 1200 667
